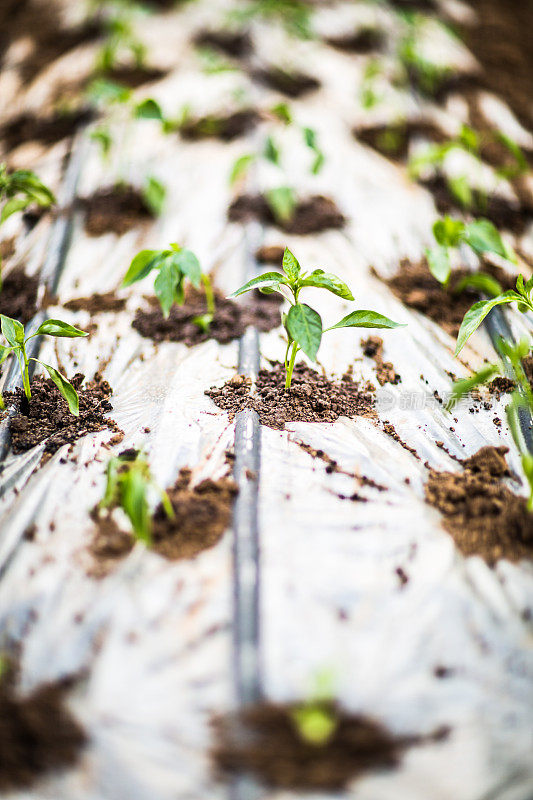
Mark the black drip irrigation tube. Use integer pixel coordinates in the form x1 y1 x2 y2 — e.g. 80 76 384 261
0 133 87 471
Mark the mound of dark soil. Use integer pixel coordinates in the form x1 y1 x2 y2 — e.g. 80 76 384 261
79 186 155 236
194 29 252 58
132 286 281 345
426 446 533 564
206 362 376 430
252 67 320 97
355 120 445 162
361 336 401 386
63 291 127 313
5 373 121 458
0 270 40 324
0 109 94 150
0 665 86 792
95 66 167 89
255 245 285 265
212 702 418 791
382 258 516 337
228 194 346 235
180 109 260 142
326 27 385 54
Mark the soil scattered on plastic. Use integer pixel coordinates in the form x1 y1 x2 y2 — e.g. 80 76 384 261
361 336 401 386
0 109 94 151
80 185 155 236
179 109 260 142
212 702 418 791
326 27 385 54
63 292 127 314
132 285 281 345
206 362 376 430
354 120 445 162
252 67 320 97
0 663 86 792
5 373 121 460
194 29 252 58
89 468 237 575
0 270 40 324
382 258 516 337
425 445 533 564
229 194 345 235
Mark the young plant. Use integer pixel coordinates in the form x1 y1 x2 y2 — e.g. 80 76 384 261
0 164 55 288
231 247 405 388
123 244 214 327
448 277 533 507
96 10 147 74
290 669 338 746
0 315 88 414
99 450 174 545
228 0 312 38
426 215 516 290
359 58 384 110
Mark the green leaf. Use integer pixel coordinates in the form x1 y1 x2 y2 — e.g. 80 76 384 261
264 135 280 165
447 175 473 209
303 126 316 149
121 469 151 544
426 245 451 285
464 219 508 259
311 150 325 175
265 186 297 224
453 272 502 298
142 176 166 216
282 248 300 283
33 319 88 338
1 196 31 224
0 344 13 365
270 102 292 124
229 154 255 185
286 303 322 360
329 310 406 330
433 216 465 248
37 361 80 415
446 363 500 410
230 272 286 297
455 291 520 355
175 249 201 289
291 704 337 746
135 98 163 120
0 315 24 347
154 259 179 317
299 270 354 300
123 249 163 286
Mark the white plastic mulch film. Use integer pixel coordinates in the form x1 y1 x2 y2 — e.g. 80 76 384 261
0 0 532 799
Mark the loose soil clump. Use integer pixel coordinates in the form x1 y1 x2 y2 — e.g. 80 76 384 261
255 244 285 265
90 468 237 575
419 175 532 236
212 702 415 791
179 109 260 142
361 336 401 386
206 362 376 430
0 270 40 324
354 120 446 162
0 664 86 792
326 28 385 54
382 258 516 337
0 109 94 151
5 373 121 459
63 291 127 314
194 29 252 59
132 286 281 346
228 194 346 235
425 446 533 564
80 186 155 236
252 67 320 98
95 66 167 89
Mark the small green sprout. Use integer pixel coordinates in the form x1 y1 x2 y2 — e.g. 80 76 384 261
96 11 147 74
123 243 215 326
290 669 338 746
0 315 88 414
228 0 312 38
99 450 174 545
142 175 166 216
426 215 516 288
265 186 297 225
302 126 325 175
0 164 55 288
359 58 384 110
231 247 405 388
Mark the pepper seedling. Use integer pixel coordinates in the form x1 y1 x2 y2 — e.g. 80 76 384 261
231 247 405 388
0 315 88 414
0 164 55 289
426 215 516 291
99 450 174 545
123 243 215 328
448 277 533 507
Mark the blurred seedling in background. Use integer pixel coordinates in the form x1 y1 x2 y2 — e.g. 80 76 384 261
123 244 214 330
228 0 312 38
396 14 456 98
0 315 88 414
448 277 533 508
0 164 55 290
98 450 174 545
426 215 516 291
95 4 147 74
359 58 384 110
231 247 405 388
290 669 338 746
